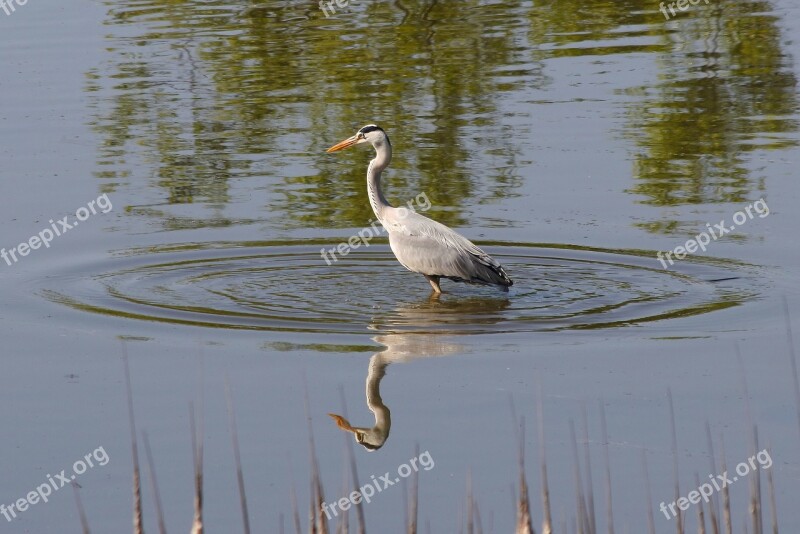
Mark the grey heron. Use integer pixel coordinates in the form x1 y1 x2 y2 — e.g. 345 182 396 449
326 124 513 293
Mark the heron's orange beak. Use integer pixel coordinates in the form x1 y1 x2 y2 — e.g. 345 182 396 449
327 413 357 432
326 135 359 153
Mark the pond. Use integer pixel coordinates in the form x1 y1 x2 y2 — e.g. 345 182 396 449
1 0 799 532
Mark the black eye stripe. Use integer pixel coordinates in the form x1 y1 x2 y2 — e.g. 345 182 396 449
358 125 383 135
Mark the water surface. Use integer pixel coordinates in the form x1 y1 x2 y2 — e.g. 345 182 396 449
1 0 799 531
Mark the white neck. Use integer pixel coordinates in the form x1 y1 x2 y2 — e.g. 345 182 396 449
367 140 393 222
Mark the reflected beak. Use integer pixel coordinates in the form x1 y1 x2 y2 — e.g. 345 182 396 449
327 413 356 432
326 135 359 153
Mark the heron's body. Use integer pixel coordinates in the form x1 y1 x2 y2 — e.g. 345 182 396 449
327 124 513 293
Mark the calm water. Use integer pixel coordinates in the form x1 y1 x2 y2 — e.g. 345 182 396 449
1 0 799 531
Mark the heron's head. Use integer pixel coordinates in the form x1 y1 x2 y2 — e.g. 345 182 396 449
326 124 391 153
327 413 385 451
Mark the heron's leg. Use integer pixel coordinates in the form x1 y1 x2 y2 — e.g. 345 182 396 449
424 275 442 294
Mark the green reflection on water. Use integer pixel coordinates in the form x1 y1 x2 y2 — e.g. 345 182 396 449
622 0 797 221
88 0 796 236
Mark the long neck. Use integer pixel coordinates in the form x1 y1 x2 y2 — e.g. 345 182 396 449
367 141 392 222
366 355 390 431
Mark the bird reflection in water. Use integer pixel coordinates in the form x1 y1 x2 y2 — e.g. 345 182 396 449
327 332 465 451
328 293 511 450
328 354 390 451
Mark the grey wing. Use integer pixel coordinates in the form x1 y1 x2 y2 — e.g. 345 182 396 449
385 209 512 287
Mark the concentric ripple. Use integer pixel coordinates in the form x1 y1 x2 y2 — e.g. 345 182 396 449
42 241 757 335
